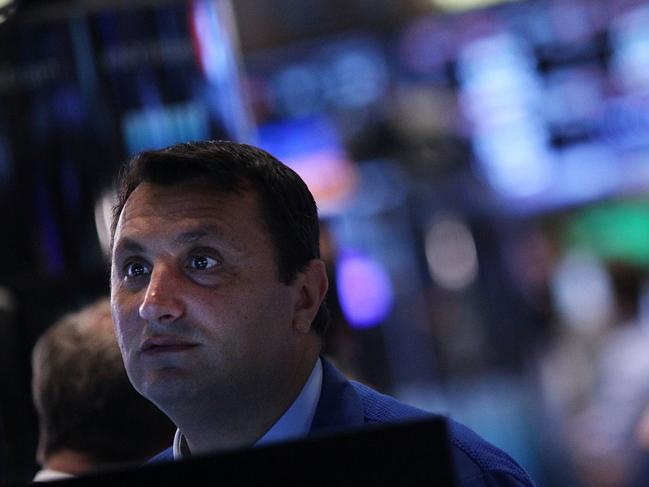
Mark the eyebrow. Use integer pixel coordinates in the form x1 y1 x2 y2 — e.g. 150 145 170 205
113 238 145 256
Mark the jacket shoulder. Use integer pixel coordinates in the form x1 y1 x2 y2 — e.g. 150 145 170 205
148 447 174 463
448 420 534 486
350 379 429 423
350 381 534 486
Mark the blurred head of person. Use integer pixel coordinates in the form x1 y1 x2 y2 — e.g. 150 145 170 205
31 298 175 476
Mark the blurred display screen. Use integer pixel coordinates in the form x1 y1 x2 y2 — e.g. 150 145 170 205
0 0 249 277
244 0 649 214
5 0 649 273
243 33 390 122
257 116 358 215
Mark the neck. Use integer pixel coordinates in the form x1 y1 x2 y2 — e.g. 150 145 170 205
43 449 96 476
172 345 320 456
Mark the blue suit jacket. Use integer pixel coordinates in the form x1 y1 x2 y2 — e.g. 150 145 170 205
151 358 535 486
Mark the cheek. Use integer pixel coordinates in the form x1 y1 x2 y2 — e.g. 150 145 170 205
113 320 132 357
111 300 140 351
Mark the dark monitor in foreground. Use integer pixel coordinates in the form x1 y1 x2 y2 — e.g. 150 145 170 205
32 417 455 486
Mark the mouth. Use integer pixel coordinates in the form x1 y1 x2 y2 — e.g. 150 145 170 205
139 338 199 355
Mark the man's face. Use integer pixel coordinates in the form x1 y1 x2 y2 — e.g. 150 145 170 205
110 180 303 411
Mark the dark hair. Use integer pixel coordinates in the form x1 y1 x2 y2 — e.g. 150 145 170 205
31 299 174 465
111 140 329 335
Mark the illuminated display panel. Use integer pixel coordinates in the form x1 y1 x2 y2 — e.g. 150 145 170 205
244 0 649 215
397 0 649 212
0 0 250 277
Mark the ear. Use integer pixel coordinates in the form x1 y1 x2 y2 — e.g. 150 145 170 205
292 259 329 334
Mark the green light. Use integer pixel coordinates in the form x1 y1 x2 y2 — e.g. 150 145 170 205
565 200 649 267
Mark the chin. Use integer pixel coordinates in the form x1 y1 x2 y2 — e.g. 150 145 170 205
139 371 190 400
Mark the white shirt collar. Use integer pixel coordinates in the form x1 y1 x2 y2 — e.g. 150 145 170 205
33 468 75 482
173 358 322 460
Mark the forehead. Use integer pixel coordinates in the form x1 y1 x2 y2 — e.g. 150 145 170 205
113 181 267 248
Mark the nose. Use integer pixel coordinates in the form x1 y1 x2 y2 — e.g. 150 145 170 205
139 262 185 324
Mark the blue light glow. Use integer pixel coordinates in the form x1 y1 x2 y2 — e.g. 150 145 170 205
322 48 389 110
458 32 553 198
122 102 210 155
190 0 252 141
557 143 617 201
543 67 604 127
256 36 388 120
610 4 649 94
398 17 452 77
598 96 649 150
191 0 230 85
271 63 325 118
473 122 554 197
336 251 394 329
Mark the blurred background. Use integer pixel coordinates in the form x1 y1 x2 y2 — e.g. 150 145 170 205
3 0 649 484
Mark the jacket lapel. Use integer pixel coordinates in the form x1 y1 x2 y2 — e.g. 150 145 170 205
309 358 365 434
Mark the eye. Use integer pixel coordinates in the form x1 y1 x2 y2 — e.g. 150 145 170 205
124 261 150 279
188 255 219 271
